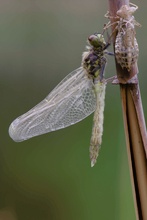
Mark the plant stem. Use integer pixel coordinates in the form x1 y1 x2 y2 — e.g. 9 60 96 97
107 0 147 219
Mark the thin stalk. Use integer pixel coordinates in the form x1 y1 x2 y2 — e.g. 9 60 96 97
107 0 147 219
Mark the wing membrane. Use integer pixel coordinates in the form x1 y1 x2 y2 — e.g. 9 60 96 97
9 67 96 142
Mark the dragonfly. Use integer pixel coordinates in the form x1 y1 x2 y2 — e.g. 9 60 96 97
9 33 113 167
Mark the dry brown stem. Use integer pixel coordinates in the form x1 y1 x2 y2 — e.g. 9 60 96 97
107 0 147 219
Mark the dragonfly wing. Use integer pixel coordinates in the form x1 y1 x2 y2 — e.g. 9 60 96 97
9 67 96 142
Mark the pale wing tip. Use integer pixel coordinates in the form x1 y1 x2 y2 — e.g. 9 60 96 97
8 120 24 142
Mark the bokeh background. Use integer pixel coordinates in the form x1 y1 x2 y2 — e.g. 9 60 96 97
1 0 146 219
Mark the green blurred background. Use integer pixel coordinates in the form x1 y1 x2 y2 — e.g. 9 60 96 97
1 0 146 219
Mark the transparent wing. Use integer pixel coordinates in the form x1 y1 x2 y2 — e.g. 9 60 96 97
9 67 96 142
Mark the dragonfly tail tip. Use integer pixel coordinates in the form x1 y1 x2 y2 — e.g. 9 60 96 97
91 159 97 167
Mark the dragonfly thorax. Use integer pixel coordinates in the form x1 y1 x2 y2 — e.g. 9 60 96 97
82 50 105 79
82 33 107 80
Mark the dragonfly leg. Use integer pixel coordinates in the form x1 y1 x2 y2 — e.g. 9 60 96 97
99 58 107 81
106 51 114 56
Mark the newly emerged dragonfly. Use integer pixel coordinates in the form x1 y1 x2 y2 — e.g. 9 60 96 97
9 33 112 167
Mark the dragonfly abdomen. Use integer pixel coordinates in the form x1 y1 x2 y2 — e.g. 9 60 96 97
89 82 106 167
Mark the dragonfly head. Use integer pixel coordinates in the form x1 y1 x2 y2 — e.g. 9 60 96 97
88 33 106 49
